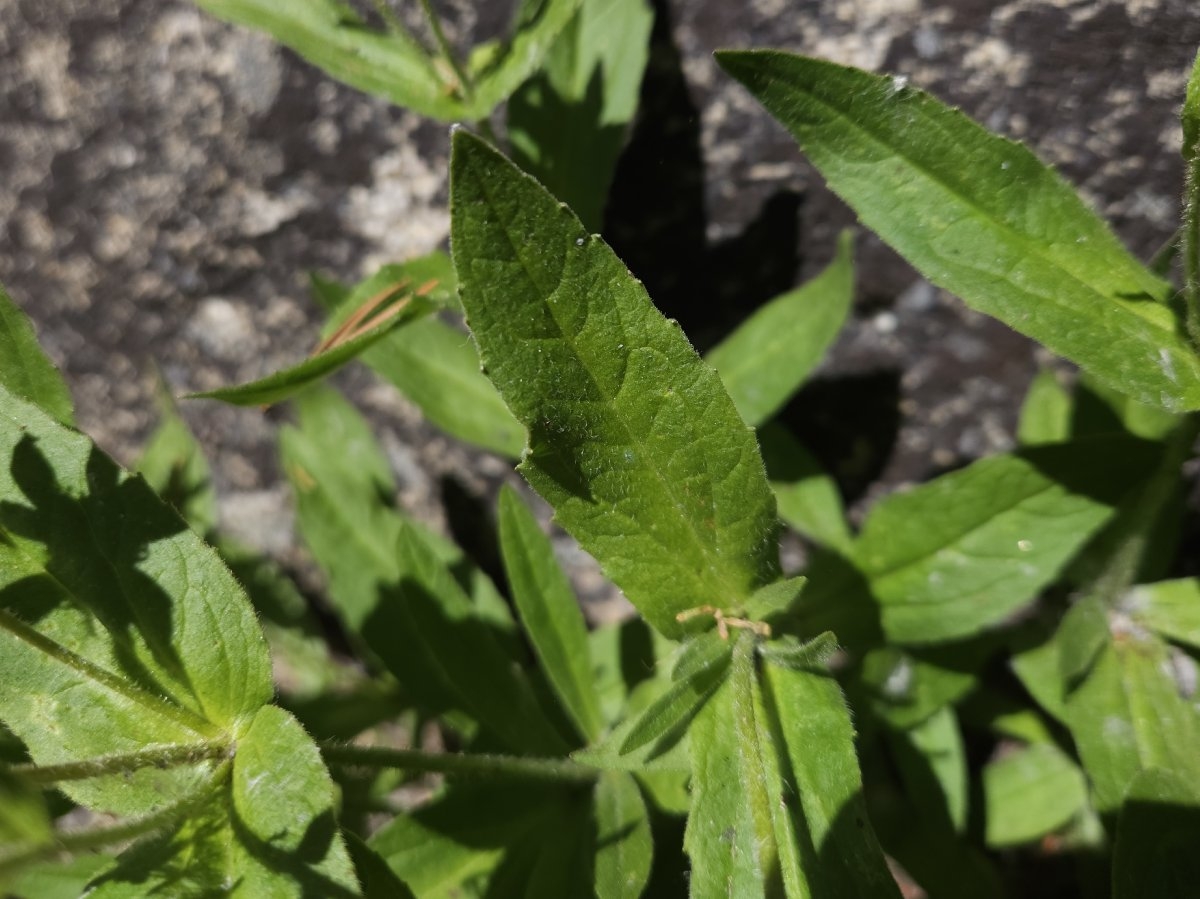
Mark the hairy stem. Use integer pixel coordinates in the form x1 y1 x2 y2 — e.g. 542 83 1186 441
9 740 231 785
321 743 598 784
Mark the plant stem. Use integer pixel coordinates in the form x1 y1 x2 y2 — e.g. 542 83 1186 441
417 0 473 102
1185 50 1200 352
1089 414 1200 606
9 740 231 785
321 743 598 784
0 763 229 879
1185 160 1200 351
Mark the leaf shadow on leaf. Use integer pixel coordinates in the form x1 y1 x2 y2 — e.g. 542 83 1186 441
510 64 629 232
362 575 571 755
228 805 360 899
0 434 194 703
603 0 802 353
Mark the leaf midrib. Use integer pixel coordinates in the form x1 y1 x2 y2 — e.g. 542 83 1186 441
472 166 749 611
765 60 1185 349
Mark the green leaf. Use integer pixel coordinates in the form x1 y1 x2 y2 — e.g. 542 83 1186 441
86 710 360 897
1064 625 1200 816
508 0 654 231
0 385 272 816
983 742 1087 847
5 854 113 899
743 575 808 623
0 769 51 847
684 642 779 898
1113 767 1200 899
888 706 968 836
195 0 450 116
707 230 854 427
313 259 524 456
1126 577 1200 651
367 318 524 456
465 0 586 120
344 831 419 899
760 424 853 553
762 660 902 898
137 388 217 534
618 636 730 756
191 290 431 407
499 486 604 743
372 516 571 755
450 128 780 638
369 783 561 897
281 386 511 634
855 641 988 729
1017 370 1071 446
228 705 359 891
593 771 653 899
755 631 837 671
0 284 74 427
717 50 1200 411
854 436 1161 644
280 386 554 748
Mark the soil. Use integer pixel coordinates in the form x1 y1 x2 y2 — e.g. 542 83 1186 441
2 0 1199 609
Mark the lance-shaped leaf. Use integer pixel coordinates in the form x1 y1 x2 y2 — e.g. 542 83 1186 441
508 0 654 231
0 285 73 427
686 634 899 897
617 633 730 756
717 50 1200 412
198 0 581 122
499 485 604 742
192 285 432 407
196 0 447 117
280 386 512 635
854 436 1161 644
685 641 783 898
763 657 901 898
312 258 525 458
592 771 652 899
450 128 780 638
0 385 272 816
707 230 854 428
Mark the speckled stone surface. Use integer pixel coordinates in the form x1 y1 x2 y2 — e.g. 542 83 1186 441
2 0 1198 603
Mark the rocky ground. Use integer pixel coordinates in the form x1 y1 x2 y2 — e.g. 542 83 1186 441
2 0 1199 612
